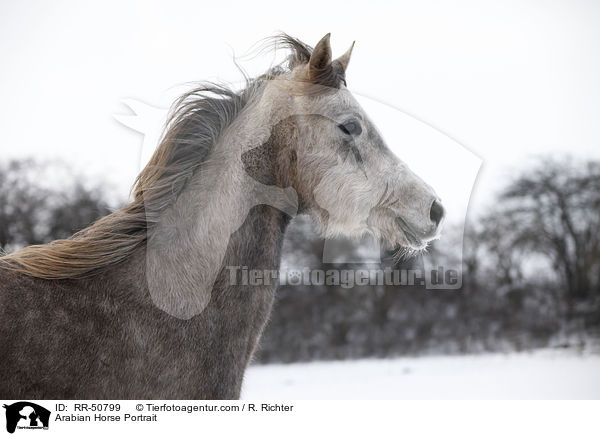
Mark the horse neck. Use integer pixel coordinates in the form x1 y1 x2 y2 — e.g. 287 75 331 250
142 93 296 320
199 98 296 270
224 203 292 272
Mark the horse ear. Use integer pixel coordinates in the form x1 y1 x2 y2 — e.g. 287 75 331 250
308 33 333 81
333 41 355 73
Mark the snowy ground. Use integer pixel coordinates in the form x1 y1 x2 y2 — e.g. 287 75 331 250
242 349 600 399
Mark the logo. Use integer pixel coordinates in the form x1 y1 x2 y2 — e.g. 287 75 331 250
3 402 50 434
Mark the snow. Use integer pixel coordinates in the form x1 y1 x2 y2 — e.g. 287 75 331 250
242 350 600 399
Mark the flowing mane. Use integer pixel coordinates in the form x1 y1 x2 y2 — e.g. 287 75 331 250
0 35 317 280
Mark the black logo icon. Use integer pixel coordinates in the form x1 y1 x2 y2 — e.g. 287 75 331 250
3 402 50 434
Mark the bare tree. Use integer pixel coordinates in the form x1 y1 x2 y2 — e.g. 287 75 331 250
0 159 113 253
498 157 600 302
0 160 49 250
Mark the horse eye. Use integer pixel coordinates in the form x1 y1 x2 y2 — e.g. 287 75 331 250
338 120 362 136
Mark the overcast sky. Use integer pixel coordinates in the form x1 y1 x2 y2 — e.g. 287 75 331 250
1 0 599 222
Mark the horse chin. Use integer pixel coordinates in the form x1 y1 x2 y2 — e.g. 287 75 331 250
378 230 427 258
392 219 442 254
396 232 428 253
369 218 428 254
392 218 429 252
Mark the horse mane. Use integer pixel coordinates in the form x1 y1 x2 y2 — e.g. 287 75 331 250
0 34 321 280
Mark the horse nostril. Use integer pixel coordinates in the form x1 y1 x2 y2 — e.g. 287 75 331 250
429 200 444 228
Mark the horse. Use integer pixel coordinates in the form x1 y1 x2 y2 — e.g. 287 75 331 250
0 34 444 399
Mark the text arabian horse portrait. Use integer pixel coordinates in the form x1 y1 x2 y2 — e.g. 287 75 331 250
0 34 444 399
